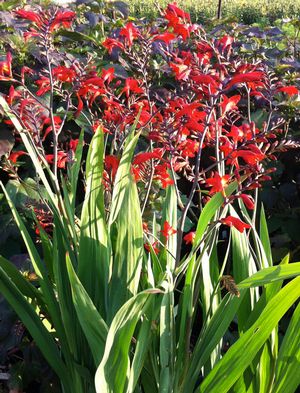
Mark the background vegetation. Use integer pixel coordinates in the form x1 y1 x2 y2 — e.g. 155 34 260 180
129 0 300 24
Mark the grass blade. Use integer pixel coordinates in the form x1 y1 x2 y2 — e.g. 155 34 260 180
108 131 144 320
78 126 110 317
68 130 84 212
183 293 245 393
0 255 42 301
238 263 300 289
159 278 175 393
0 182 66 340
160 185 177 272
273 302 300 393
259 204 272 266
198 276 300 393
95 290 160 393
231 214 257 332
0 265 69 388
67 253 108 366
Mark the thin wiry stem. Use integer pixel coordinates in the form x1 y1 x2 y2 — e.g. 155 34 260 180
176 101 217 266
141 147 155 216
246 86 252 123
45 47 58 178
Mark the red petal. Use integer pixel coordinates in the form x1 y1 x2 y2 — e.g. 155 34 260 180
15 9 44 26
183 231 196 245
161 221 177 239
220 95 240 115
8 151 27 163
221 216 251 233
152 32 176 44
277 86 299 96
239 194 255 210
133 148 163 165
226 71 265 89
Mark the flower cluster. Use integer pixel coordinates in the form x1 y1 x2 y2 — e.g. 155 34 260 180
1 3 299 243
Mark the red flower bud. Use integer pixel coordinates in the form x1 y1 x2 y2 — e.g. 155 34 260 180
221 216 251 233
239 194 255 210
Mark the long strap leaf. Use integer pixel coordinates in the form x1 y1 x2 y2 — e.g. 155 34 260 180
95 289 161 393
198 276 300 393
67 253 108 366
0 265 70 388
78 126 110 317
272 301 300 393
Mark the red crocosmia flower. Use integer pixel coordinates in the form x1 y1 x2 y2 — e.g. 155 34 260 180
206 172 231 196
226 125 245 144
133 148 163 165
237 146 265 165
81 76 104 88
174 102 203 119
239 194 255 210
21 66 34 84
105 155 119 181
154 164 174 188
57 151 68 168
152 32 176 44
170 63 191 81
122 78 144 98
15 9 44 27
221 216 251 233
102 38 124 54
50 10 76 31
42 116 62 140
220 136 234 157
52 66 76 83
101 67 115 84
216 35 234 51
132 149 164 181
43 115 62 128
23 29 40 41
183 231 196 245
6 85 20 105
0 52 12 80
8 151 27 163
75 94 83 118
119 22 139 47
158 175 174 188
142 222 149 232
45 151 68 169
175 23 192 40
184 119 205 133
180 50 193 65
220 95 240 115
144 241 160 255
165 2 191 22
178 139 199 158
196 41 214 64
228 145 265 168
226 71 265 90
69 139 79 152
161 221 177 240
191 74 220 94
35 76 50 96
276 86 299 96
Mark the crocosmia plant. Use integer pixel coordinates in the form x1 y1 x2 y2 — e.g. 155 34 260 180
0 2 300 393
